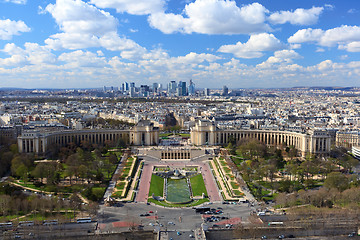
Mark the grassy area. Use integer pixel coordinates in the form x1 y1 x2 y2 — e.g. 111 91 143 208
223 167 231 174
230 181 239 189
116 181 126 190
232 189 244 196
148 174 164 197
190 174 208 197
111 191 123 198
148 198 209 207
155 167 170 171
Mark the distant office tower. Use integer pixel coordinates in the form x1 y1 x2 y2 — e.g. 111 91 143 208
130 82 135 88
181 81 187 96
123 82 129 92
188 79 195 96
177 81 186 96
130 87 136 97
168 80 177 94
222 85 228 96
140 85 149 97
152 83 158 93
103 86 106 92
204 88 210 96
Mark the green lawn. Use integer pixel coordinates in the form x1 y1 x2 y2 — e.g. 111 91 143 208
223 167 231 174
232 189 244 196
148 174 164 197
190 174 208 197
230 181 240 189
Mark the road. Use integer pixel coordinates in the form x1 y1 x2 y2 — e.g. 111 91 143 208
0 222 97 240
98 201 252 234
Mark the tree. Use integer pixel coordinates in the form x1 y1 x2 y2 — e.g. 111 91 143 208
108 153 118 164
324 172 349 191
32 163 47 183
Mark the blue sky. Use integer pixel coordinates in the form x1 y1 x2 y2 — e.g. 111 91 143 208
0 0 359 89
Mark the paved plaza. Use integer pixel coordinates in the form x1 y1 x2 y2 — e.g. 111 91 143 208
136 159 221 203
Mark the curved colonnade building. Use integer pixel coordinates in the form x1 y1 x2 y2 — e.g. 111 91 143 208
190 120 331 157
18 120 159 154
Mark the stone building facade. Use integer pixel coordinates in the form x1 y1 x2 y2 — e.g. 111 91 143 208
190 120 332 156
18 120 159 154
335 131 360 148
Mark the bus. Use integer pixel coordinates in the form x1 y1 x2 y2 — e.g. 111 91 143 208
19 221 34 227
76 218 92 223
268 222 284 226
0 222 12 229
43 220 58 225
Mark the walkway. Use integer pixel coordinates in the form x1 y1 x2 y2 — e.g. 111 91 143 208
103 153 128 201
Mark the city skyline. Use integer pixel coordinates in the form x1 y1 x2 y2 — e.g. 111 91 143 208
0 0 360 89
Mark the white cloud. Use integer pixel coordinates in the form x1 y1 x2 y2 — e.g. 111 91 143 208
90 0 165 15
58 50 107 68
45 0 144 56
339 41 360 52
257 50 302 68
148 0 270 34
45 0 118 36
0 43 55 67
317 60 333 71
269 6 324 25
218 33 284 58
3 0 26 4
0 19 30 40
288 25 360 51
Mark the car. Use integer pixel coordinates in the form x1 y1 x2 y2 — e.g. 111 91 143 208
177 231 181 235
348 231 356 237
149 211 154 213
167 222 175 225
278 235 285 239
261 236 267 239
144 213 150 216
139 214 144 217
189 234 194 238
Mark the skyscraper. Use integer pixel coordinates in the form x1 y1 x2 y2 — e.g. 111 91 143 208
188 79 195 96
222 85 228 96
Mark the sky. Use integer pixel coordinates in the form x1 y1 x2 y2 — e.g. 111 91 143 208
0 0 360 89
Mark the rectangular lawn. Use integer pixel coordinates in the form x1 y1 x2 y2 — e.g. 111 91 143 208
190 174 208 197
148 174 164 197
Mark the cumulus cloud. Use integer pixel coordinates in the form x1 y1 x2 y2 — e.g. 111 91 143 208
269 6 324 25
339 41 360 52
58 50 107 68
218 33 284 58
257 49 302 68
148 0 270 34
288 25 360 52
0 43 56 67
44 0 144 57
0 19 30 40
90 0 165 15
